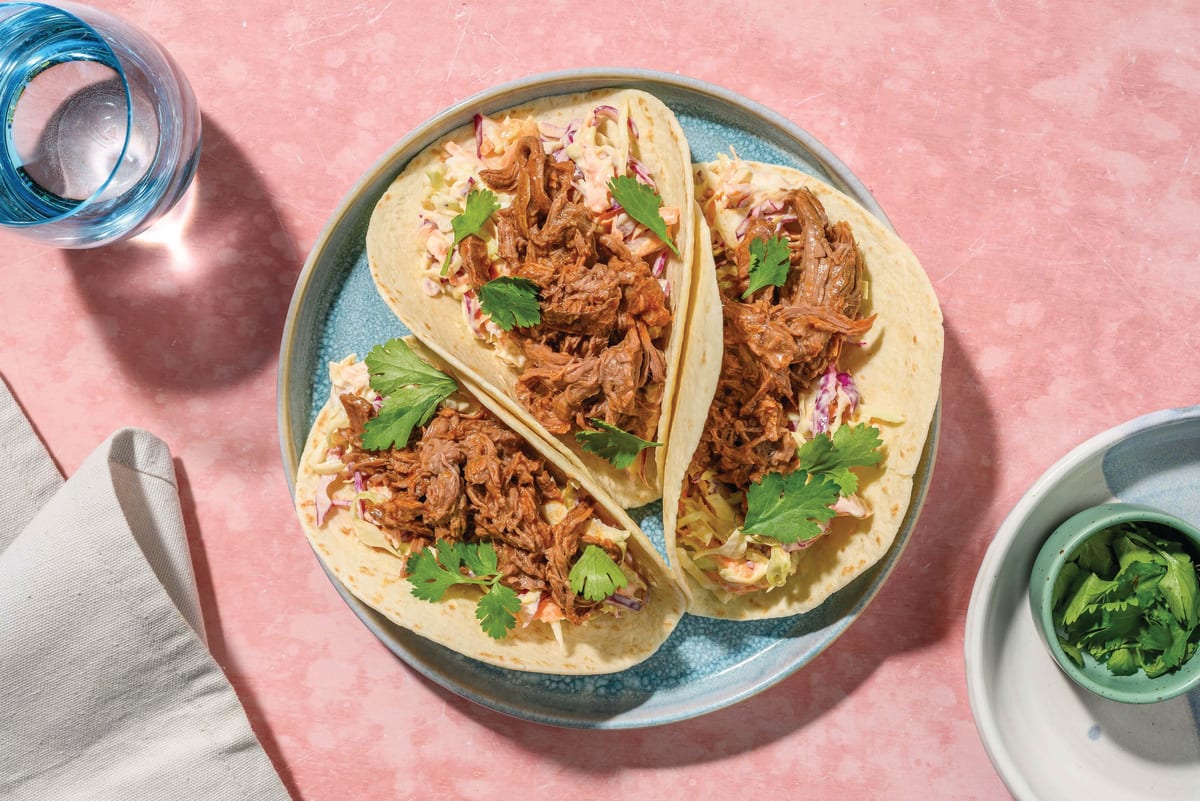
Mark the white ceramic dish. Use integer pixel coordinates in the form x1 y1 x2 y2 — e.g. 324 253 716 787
965 406 1200 799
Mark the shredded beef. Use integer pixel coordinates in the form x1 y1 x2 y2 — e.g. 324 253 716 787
459 135 671 448
338 399 606 624
687 188 876 493
459 234 492 287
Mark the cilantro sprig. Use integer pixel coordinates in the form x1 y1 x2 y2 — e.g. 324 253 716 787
478 276 541 331
742 424 883 544
607 175 680 258
406 541 522 639
1053 523 1200 677
569 544 628 602
575 419 662 470
442 188 500 275
795 424 884 495
360 339 458 451
743 471 840 544
742 235 791 298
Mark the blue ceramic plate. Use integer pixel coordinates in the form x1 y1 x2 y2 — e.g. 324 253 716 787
278 69 939 728
965 406 1200 799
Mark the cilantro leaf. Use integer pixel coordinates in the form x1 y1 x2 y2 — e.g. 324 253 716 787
569 544 629 602
461 540 499 578
1057 635 1084 668
405 546 468 603
742 235 791 298
1061 572 1117 626
574 419 661 470
478 276 541 331
442 188 500 275
1052 521 1200 678
1158 546 1200 630
797 424 884 473
476 584 521 639
1051 561 1085 612
434 539 465 575
1113 531 1157 573
1072 530 1117 579
1106 646 1140 676
361 382 447 451
405 541 519 639
364 338 457 397
1139 620 1175 653
360 340 458 451
607 175 680 257
742 470 840 544
796 424 884 495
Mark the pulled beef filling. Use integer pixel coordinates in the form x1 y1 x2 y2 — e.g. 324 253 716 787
687 188 876 494
338 397 616 624
457 135 670 446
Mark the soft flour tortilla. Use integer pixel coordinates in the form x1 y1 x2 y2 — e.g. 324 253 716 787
366 88 695 508
662 160 944 620
295 339 687 674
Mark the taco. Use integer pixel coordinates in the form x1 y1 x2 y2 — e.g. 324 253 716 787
294 336 687 673
365 88 695 508
662 154 943 619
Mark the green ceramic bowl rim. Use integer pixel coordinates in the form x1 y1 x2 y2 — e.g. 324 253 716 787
1032 501 1200 703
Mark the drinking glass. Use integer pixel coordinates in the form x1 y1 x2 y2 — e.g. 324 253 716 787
0 1 201 248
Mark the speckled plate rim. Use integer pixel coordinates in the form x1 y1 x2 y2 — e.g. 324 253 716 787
277 68 937 728
964 405 1200 798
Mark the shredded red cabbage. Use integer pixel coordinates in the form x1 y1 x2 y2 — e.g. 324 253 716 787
811 366 839 434
812 366 862 434
837 370 862 411
351 471 369 519
628 157 656 188
652 251 667 278
605 592 644 612
593 104 619 122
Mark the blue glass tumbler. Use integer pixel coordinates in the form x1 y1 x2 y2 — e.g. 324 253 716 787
0 2 201 248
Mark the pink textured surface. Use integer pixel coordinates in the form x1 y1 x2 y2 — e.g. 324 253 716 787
4 1 1200 798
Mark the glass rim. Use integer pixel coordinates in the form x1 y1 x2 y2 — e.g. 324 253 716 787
0 1 135 226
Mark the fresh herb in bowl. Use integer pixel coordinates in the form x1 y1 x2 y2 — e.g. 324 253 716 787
1030 502 1200 703
1052 521 1200 678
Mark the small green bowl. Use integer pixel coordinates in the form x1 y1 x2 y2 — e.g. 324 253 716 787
1028 501 1200 703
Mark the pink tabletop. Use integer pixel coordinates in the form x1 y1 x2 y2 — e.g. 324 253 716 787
4 1 1200 798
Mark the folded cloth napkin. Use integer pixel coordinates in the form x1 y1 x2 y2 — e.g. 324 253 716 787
0 377 292 801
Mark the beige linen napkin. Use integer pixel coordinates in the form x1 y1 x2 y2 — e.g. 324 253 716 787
0 377 291 801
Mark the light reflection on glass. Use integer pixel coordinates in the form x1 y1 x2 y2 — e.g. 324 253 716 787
128 174 200 273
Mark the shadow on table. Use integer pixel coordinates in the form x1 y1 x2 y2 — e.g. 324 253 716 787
64 117 305 797
441 318 998 765
64 114 299 392
173 458 303 800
